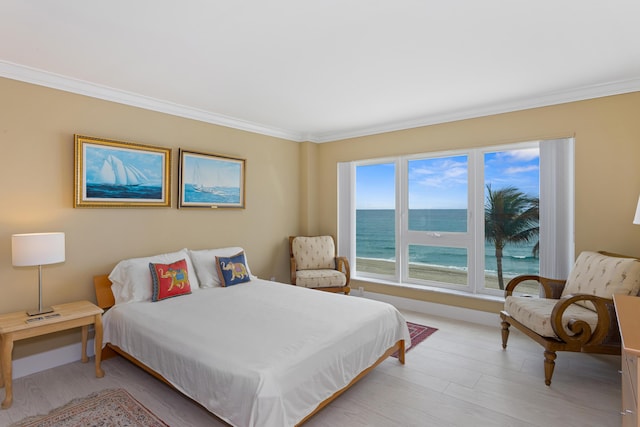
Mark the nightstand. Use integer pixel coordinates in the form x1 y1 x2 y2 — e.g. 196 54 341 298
615 294 640 426
0 300 104 409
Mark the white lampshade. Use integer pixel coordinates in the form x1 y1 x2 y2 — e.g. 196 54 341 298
634 195 640 225
12 232 65 267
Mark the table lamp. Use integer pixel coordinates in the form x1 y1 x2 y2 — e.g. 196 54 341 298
634 195 640 225
11 232 65 316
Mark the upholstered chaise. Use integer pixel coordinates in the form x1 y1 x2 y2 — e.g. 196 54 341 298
500 251 640 385
289 235 351 294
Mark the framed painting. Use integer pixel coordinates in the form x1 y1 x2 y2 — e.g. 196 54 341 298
74 135 172 208
179 149 246 209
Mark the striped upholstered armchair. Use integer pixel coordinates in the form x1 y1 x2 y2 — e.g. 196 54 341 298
500 251 640 385
288 235 350 294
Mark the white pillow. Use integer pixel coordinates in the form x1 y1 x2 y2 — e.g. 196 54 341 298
188 247 253 288
109 248 200 305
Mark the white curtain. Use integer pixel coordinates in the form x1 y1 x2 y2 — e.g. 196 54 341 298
539 138 575 279
337 162 354 262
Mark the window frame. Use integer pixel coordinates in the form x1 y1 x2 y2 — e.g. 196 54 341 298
401 150 473 292
337 138 574 297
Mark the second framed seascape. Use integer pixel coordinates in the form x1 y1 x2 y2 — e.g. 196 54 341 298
179 149 246 209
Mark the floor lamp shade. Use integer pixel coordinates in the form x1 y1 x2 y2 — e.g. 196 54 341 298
11 232 65 316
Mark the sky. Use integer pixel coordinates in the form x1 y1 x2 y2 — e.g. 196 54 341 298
183 154 242 188
85 144 164 185
356 147 540 209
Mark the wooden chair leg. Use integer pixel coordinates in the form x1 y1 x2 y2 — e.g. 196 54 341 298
501 320 510 349
543 350 557 386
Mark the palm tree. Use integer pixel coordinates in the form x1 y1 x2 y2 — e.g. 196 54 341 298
485 185 539 290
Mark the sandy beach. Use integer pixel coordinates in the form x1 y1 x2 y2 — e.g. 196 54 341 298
356 257 540 294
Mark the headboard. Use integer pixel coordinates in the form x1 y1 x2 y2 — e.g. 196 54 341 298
94 274 115 310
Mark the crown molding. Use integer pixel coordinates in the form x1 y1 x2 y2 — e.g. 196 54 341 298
0 61 306 142
2 60 638 144
308 78 640 143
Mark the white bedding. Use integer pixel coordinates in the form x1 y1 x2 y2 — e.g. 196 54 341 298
103 279 410 427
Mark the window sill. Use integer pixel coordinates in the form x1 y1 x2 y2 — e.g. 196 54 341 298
352 275 505 304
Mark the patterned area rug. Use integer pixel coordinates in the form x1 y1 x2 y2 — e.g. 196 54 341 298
392 321 438 358
10 388 168 427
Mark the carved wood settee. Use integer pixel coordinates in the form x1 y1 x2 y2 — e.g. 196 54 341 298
500 251 640 385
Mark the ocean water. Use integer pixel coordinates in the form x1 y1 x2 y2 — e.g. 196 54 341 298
356 209 539 276
183 184 241 204
86 183 162 200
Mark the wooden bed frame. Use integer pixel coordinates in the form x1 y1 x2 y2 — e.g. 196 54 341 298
93 274 405 426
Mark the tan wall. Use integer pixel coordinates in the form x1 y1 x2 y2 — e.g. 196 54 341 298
0 77 301 357
314 92 640 313
4 75 640 357
297 141 318 235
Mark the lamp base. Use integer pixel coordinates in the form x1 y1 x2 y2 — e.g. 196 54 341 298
27 307 54 317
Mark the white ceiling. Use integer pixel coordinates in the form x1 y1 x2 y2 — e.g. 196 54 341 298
1 1 639 142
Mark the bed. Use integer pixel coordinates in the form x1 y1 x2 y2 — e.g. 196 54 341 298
94 247 410 427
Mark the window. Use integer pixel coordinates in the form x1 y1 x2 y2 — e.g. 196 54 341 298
483 148 540 293
337 138 574 296
405 154 470 289
355 162 396 276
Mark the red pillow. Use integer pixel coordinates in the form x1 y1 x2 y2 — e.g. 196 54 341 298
149 259 192 301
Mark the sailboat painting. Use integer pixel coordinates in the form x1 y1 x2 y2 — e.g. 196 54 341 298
74 135 171 207
179 150 245 208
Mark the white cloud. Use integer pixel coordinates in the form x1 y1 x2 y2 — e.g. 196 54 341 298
502 148 539 162
411 158 468 188
504 165 539 174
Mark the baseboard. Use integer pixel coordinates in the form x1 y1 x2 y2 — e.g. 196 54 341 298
13 339 96 379
363 291 499 327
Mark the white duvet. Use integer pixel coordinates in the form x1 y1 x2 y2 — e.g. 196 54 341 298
103 279 410 427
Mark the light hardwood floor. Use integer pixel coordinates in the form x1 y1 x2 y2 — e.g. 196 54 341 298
0 309 622 427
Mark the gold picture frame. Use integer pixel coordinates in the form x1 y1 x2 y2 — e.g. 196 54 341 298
179 149 246 209
74 135 172 208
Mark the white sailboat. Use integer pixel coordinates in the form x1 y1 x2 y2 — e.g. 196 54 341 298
192 162 224 195
98 155 148 186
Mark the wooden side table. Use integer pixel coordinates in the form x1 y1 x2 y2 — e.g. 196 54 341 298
0 300 104 409
614 294 640 426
